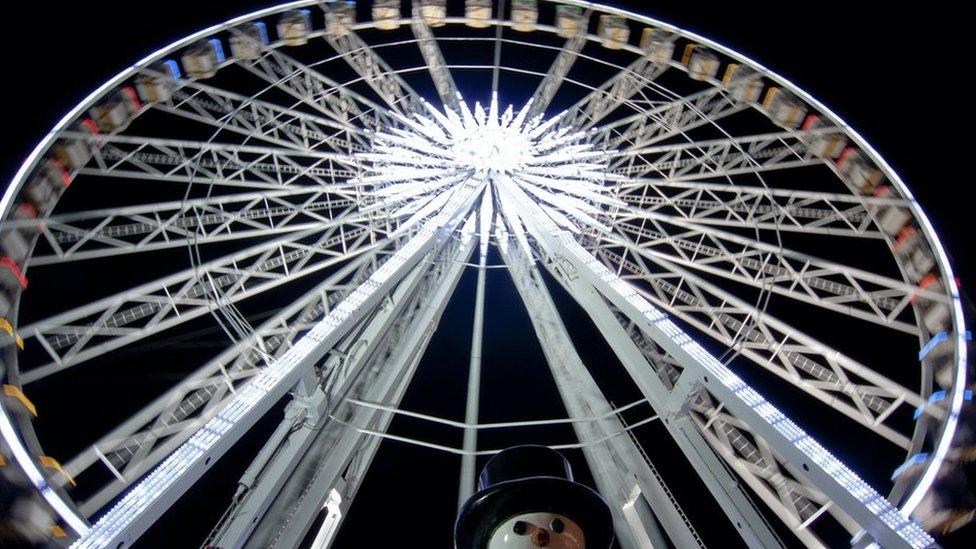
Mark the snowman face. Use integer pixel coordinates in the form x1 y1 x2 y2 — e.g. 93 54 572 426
487 512 585 548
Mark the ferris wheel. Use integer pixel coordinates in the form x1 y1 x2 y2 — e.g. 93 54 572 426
1 1 973 547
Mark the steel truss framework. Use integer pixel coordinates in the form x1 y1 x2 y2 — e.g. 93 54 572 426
0 2 969 549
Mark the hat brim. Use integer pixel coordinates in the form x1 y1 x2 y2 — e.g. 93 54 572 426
455 476 614 548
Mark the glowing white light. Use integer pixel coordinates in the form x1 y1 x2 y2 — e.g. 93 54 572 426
354 93 616 246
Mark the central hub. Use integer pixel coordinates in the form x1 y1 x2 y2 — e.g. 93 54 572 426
450 123 530 173
356 93 620 227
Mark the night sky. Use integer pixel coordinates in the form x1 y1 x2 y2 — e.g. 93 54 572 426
1 2 973 548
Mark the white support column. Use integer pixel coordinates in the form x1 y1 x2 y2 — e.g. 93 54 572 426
242 215 478 549
550 273 786 548
498 226 702 549
72 179 486 549
209 230 459 547
496 181 935 549
458 194 492 508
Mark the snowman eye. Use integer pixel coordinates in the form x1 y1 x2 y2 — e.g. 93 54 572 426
550 518 565 533
513 520 528 535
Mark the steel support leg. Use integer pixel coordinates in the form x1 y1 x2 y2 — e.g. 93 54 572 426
499 230 704 549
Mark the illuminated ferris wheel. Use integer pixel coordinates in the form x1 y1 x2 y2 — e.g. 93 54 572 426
1 1 973 547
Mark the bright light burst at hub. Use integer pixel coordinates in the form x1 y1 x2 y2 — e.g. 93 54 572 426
354 93 626 235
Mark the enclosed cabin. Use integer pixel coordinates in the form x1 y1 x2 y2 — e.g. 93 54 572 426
50 119 98 175
0 255 27 293
868 184 912 236
465 0 492 28
950 393 976 462
229 22 269 60
722 63 763 103
0 228 28 269
597 15 629 49
278 9 313 46
0 487 52 542
88 88 141 133
419 0 447 27
922 332 959 391
555 5 585 38
800 114 847 159
640 28 676 65
908 456 976 534
510 0 538 32
135 60 181 104
181 39 225 79
915 274 951 335
762 86 806 128
837 147 884 195
21 160 68 216
682 45 719 81
326 1 357 37
894 227 937 284
372 0 401 30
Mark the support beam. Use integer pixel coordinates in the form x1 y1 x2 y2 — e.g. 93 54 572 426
16 189 354 265
236 215 477 549
325 30 423 116
67 132 358 190
207 219 474 546
71 178 485 549
524 28 589 121
497 180 935 549
498 223 702 549
458 194 491 507
411 4 460 112
561 55 668 131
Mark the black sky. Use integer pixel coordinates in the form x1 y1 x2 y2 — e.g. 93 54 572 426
1 2 973 548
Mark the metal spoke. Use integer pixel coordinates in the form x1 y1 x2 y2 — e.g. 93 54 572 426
591 86 746 154
410 3 460 112
560 55 669 130
325 27 423 116
18 209 386 382
602 212 936 332
230 26 391 132
11 189 355 265
617 180 902 238
147 73 368 153
593 244 925 447
607 128 833 181
65 131 359 190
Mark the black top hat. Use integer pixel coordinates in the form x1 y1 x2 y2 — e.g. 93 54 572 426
455 445 615 548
